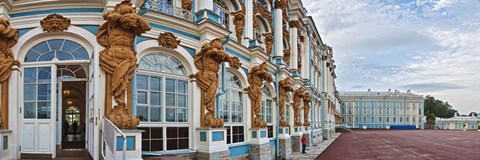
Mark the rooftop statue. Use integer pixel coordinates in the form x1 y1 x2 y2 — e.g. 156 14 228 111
97 0 151 129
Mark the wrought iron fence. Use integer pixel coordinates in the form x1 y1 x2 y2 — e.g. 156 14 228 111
148 0 193 21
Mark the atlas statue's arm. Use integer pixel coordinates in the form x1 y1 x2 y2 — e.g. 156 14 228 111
96 23 109 47
133 16 152 36
226 56 241 69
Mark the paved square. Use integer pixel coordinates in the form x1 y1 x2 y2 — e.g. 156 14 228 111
317 130 480 160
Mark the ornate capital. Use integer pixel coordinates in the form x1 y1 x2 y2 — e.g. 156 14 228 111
275 0 288 10
40 14 71 32
289 20 301 28
158 32 181 49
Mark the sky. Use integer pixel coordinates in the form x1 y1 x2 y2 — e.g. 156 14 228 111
303 0 480 114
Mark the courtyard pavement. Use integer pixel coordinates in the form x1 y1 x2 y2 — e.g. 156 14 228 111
317 130 480 160
290 133 341 160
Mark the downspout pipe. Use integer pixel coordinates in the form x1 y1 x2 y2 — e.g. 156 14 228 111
216 34 231 118
275 66 280 158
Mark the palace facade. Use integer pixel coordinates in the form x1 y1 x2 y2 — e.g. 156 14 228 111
0 0 339 159
340 89 425 130
436 113 480 130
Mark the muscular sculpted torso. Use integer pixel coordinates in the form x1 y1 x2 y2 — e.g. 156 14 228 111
303 93 311 126
195 39 241 128
293 87 304 126
0 19 17 129
97 1 151 129
278 79 293 126
247 62 272 128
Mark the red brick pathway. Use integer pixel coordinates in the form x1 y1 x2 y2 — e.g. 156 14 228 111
317 130 480 160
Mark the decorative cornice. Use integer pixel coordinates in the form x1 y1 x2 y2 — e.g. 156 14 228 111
40 14 71 32
158 32 180 49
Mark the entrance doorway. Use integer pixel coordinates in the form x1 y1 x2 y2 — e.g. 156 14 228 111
60 81 86 149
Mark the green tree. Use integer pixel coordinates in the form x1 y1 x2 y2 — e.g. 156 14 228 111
424 95 458 127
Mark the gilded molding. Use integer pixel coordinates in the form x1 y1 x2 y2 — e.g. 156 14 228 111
264 32 274 55
289 20 301 28
181 0 192 11
298 44 302 70
195 38 241 128
247 62 273 128
97 1 151 129
0 19 18 129
158 32 180 49
293 87 304 126
283 48 290 65
233 10 245 43
40 14 71 32
303 93 311 126
275 0 288 9
279 78 294 127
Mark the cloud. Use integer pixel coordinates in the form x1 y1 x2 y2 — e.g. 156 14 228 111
401 83 467 92
304 0 480 113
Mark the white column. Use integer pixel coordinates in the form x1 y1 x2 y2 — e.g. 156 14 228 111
8 68 18 159
291 26 298 70
245 0 254 40
274 8 283 57
197 0 213 11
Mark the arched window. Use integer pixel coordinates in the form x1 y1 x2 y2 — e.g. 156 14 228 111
213 0 230 29
218 71 245 144
254 24 262 41
65 106 80 127
137 52 189 152
24 39 89 62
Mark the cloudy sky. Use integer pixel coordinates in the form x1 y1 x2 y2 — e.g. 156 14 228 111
303 0 480 113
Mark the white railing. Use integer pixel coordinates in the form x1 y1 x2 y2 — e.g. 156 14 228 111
102 116 127 160
148 0 193 21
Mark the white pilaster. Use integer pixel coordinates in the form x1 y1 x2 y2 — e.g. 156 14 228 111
302 35 310 79
274 8 283 57
245 0 254 40
291 26 298 70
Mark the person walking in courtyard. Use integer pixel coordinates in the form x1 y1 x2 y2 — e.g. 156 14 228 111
302 135 307 154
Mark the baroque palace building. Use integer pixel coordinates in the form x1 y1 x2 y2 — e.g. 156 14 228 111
340 89 426 130
0 0 340 159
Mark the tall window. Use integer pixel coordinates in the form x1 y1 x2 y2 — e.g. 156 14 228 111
137 52 189 152
65 106 80 126
262 86 274 138
24 67 52 119
261 86 273 123
219 71 245 144
213 0 230 29
285 95 291 124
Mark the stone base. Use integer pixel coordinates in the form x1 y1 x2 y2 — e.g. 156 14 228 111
0 130 12 160
249 143 271 160
292 135 302 152
278 138 292 159
195 128 229 160
323 129 331 140
196 150 229 160
116 129 143 160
